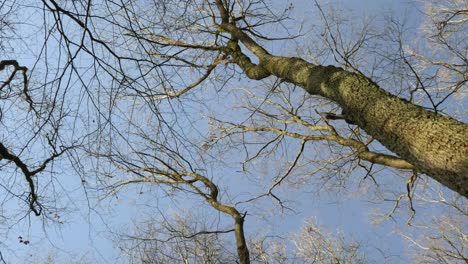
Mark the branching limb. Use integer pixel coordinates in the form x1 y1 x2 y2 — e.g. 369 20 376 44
149 53 230 100
0 141 74 216
214 121 414 170
384 170 419 224
109 156 251 264
0 60 34 111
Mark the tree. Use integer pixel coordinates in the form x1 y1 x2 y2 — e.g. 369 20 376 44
117 213 369 264
216 0 467 197
116 211 238 263
0 0 466 263
400 187 467 264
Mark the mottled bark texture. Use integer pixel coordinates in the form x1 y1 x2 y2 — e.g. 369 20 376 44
223 29 468 197
260 55 467 196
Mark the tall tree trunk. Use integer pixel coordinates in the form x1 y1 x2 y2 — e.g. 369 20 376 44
222 24 468 197
269 57 467 197
234 215 250 264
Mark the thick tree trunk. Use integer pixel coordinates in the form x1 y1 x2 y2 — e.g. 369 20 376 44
259 55 468 197
233 215 250 264
220 20 468 196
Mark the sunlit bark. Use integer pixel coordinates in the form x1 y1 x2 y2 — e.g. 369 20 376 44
216 4 468 197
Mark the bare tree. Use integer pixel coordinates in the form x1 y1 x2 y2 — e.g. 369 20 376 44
401 189 467 264
0 0 466 263
117 211 237 263
118 213 370 264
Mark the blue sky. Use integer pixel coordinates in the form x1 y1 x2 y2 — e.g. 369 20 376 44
1 0 464 263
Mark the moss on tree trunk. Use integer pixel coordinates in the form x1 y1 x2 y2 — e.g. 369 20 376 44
261 55 468 197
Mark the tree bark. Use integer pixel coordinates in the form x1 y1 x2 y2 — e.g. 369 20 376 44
222 25 468 197
208 201 250 263
271 57 467 197
233 215 250 264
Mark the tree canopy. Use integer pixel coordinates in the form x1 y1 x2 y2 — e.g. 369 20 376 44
0 0 466 263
